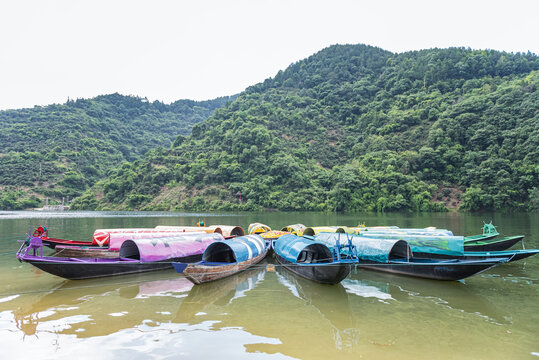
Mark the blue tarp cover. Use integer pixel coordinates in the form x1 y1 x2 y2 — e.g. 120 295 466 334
353 233 464 256
203 235 265 263
315 232 410 263
274 234 332 264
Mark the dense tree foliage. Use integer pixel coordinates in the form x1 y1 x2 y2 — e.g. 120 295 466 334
72 45 538 212
0 94 236 209
3 45 536 212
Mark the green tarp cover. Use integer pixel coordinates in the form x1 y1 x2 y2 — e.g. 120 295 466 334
314 232 410 263
357 233 464 256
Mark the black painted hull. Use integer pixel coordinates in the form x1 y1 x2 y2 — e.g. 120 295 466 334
464 236 523 252
274 253 351 284
462 250 539 262
25 254 201 280
356 259 505 281
463 233 498 242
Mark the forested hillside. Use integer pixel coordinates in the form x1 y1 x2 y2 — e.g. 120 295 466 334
0 94 236 209
71 45 539 212
24 45 539 212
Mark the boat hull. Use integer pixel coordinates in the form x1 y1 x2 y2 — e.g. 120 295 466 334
178 248 268 284
463 233 498 242
356 258 505 281
54 245 118 258
23 254 201 280
274 253 351 285
464 236 523 252
462 249 539 262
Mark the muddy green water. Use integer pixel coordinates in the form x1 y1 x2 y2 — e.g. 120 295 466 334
0 211 537 359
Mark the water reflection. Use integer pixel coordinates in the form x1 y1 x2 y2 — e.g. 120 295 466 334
347 269 508 325
175 266 266 324
274 268 360 351
9 272 194 339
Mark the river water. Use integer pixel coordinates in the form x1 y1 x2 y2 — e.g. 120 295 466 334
0 211 537 359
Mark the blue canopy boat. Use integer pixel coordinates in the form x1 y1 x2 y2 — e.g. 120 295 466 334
314 233 509 281
463 235 524 252
172 235 270 284
272 234 355 284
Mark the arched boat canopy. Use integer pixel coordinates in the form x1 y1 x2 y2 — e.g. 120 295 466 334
109 231 206 251
248 223 272 234
274 234 333 264
347 227 454 236
208 225 245 237
303 226 347 237
314 232 411 263
280 224 306 235
153 225 245 237
357 233 464 256
93 228 185 246
119 232 224 262
202 235 266 263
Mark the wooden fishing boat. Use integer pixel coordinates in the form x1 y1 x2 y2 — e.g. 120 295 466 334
314 232 509 281
172 235 270 284
280 224 306 236
272 234 354 285
51 230 207 258
463 222 499 242
155 225 245 237
347 227 454 236
30 225 96 249
302 226 347 236
247 223 272 234
17 233 224 280
33 225 199 249
463 235 524 252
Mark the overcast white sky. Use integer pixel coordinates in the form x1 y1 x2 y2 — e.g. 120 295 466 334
0 0 537 110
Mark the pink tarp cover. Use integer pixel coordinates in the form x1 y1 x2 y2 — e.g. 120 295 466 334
93 228 200 247
108 231 206 251
122 232 225 262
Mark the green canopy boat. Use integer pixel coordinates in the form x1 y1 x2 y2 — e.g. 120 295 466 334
463 222 499 242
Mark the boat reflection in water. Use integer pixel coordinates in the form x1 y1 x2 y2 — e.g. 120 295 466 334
345 269 508 325
9 271 195 339
175 266 267 324
274 267 360 351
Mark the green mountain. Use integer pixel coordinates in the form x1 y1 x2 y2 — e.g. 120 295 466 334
52 45 539 211
0 93 236 209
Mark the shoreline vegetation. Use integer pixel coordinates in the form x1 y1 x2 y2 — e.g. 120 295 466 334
1 45 538 213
